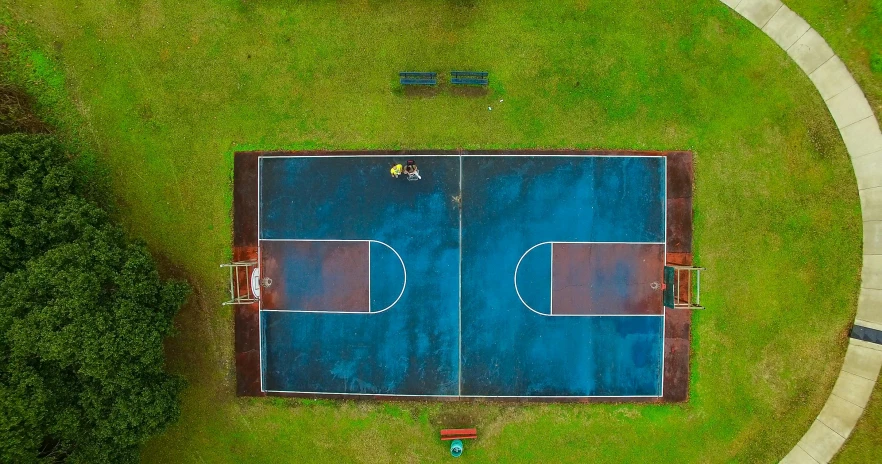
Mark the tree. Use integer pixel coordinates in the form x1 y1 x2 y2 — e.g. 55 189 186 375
0 134 101 276
0 134 187 463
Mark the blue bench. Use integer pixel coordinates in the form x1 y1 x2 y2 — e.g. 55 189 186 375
451 71 488 86
399 72 437 86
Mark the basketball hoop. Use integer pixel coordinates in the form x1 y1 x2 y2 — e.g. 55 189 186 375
664 264 705 310
220 260 259 305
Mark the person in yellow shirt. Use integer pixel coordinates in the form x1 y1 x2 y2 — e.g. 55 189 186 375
390 163 403 178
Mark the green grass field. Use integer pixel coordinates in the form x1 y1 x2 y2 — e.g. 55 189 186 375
782 4 882 457
789 0 882 111
1 0 876 461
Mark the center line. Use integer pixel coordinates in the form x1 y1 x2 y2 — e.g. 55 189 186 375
458 154 463 395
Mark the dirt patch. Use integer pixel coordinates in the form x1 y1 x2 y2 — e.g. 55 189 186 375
0 83 50 134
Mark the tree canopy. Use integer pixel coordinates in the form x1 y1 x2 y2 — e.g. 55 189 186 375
0 134 187 463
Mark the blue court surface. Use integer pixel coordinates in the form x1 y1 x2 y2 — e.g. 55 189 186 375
258 154 667 398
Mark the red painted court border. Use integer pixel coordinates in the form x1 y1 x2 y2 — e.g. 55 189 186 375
232 149 694 401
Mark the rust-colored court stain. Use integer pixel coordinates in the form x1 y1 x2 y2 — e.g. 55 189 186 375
552 243 664 315
260 240 370 312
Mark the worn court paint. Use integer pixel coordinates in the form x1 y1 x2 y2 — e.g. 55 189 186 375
551 243 664 315
259 156 460 395
259 155 666 397
260 240 370 312
460 156 665 396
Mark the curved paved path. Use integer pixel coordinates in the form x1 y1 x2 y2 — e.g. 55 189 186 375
719 0 882 462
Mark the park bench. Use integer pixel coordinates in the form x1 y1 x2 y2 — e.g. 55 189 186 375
450 71 488 86
440 428 478 440
399 72 437 86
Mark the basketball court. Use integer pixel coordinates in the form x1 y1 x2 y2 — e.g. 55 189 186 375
229 150 698 401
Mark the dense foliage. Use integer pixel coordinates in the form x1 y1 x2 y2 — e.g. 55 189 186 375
0 134 187 463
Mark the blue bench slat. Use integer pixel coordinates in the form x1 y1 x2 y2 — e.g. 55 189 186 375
450 71 489 85
399 72 437 86
451 71 488 77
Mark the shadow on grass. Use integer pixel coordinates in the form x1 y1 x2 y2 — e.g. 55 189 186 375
430 407 480 429
450 85 489 97
152 251 232 401
392 84 490 98
399 85 440 99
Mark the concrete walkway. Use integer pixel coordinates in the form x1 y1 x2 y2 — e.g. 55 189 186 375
719 0 882 462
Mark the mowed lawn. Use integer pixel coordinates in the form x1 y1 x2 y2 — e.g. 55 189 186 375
1 0 869 462
779 3 882 460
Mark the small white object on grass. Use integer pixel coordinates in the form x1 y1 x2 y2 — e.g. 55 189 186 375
500 99 503 102
488 107 492 111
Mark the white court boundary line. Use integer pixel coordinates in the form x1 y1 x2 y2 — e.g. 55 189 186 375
514 241 667 317
258 154 668 398
258 239 406 314
661 155 667 399
458 155 463 396
263 390 661 398
259 154 664 159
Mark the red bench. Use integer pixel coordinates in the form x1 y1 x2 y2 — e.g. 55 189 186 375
440 428 477 440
